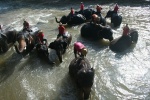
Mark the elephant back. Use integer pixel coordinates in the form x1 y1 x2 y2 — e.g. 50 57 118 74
69 57 94 88
81 23 100 40
109 35 132 52
77 67 94 88
112 14 122 27
129 30 138 43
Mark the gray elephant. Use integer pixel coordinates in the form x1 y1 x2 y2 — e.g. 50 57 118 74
81 22 113 41
49 33 72 63
109 29 138 52
14 26 40 54
105 10 122 27
0 30 17 54
69 57 95 100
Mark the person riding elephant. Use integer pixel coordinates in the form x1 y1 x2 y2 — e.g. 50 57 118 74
74 42 88 58
105 6 122 27
91 14 106 26
109 24 138 52
69 57 95 100
55 9 86 26
79 2 84 15
23 19 31 32
57 23 66 38
49 32 72 63
14 26 40 54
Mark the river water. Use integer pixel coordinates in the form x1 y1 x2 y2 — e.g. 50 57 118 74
0 1 150 100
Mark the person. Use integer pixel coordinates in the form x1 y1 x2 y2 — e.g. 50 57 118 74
80 2 84 11
37 30 45 44
91 14 100 25
57 22 66 38
23 19 30 31
113 3 119 14
122 24 130 36
96 5 102 14
74 42 88 58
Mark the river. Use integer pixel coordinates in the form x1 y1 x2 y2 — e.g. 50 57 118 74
0 0 150 100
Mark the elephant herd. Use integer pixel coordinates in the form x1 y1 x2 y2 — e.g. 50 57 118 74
0 7 139 100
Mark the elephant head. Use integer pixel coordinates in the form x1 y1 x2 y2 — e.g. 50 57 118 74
97 24 114 41
105 10 114 18
14 31 35 54
0 30 17 53
69 57 95 99
55 16 69 25
49 34 72 63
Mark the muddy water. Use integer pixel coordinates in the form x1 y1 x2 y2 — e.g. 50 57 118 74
0 1 150 100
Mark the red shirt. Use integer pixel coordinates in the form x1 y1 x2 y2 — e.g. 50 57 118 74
71 8 74 15
58 25 65 34
96 6 102 12
80 3 84 10
37 32 44 42
123 26 129 36
74 42 85 52
114 4 119 12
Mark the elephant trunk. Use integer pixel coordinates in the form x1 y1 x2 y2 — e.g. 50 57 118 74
55 17 60 23
14 39 26 54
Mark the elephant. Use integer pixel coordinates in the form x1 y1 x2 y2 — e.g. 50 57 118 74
69 57 95 100
0 30 17 54
55 13 86 26
14 26 40 54
48 32 72 63
109 29 138 52
76 9 106 26
75 8 95 21
36 39 50 62
105 10 122 27
80 22 113 41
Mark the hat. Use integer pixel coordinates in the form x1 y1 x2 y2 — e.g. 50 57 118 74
92 14 98 19
81 48 88 56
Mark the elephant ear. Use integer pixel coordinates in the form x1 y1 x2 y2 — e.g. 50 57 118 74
48 42 55 49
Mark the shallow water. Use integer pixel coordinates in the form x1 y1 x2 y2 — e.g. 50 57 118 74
0 1 150 100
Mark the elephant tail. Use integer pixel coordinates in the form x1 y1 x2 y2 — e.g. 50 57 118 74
0 39 9 53
55 17 60 23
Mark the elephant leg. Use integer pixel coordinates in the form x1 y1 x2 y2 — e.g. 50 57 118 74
0 40 9 53
56 50 62 63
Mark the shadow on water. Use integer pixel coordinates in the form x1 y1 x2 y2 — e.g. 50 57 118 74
0 52 22 83
55 72 80 100
114 43 137 59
